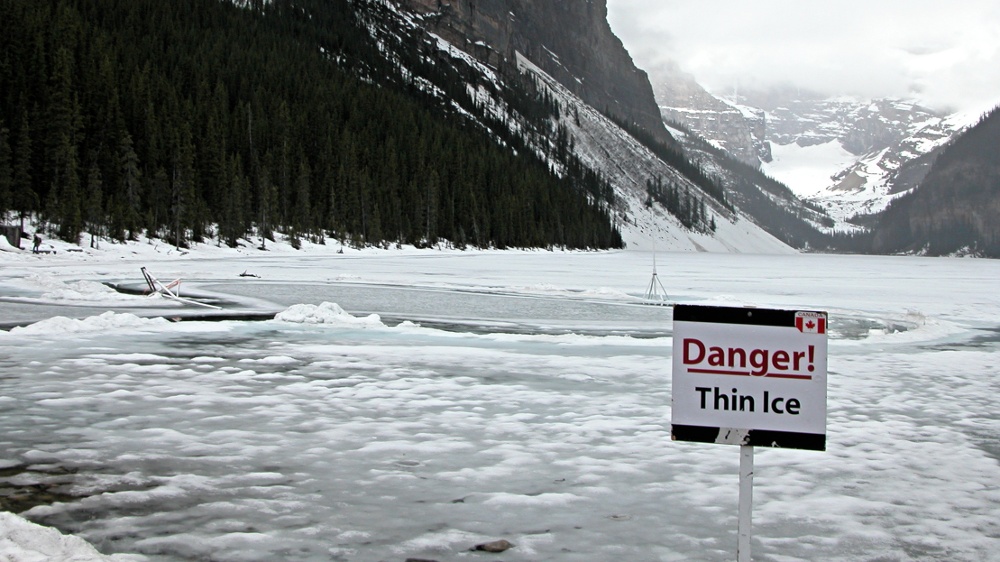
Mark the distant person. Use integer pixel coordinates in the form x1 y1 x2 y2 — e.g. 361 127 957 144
32 233 41 253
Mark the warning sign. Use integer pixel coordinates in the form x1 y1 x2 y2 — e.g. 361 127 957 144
672 304 828 451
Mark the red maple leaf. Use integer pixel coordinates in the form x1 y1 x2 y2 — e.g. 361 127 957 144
806 320 816 330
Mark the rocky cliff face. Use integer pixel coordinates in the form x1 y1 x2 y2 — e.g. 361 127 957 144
397 0 673 147
757 97 942 154
649 62 771 166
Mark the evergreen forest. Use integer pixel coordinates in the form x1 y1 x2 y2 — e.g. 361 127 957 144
0 0 624 250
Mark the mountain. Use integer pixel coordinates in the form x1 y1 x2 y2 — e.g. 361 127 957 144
648 68 978 233
11 0 997 258
806 107 975 224
0 0 625 251
650 62 771 166
374 0 837 252
399 0 673 148
0 0 824 255
756 95 979 226
862 106 1000 257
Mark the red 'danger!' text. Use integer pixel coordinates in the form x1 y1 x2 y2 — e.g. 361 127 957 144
682 338 815 379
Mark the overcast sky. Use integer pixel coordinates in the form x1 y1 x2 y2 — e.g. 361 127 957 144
606 0 1000 114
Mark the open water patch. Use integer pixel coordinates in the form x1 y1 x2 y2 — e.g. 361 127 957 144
829 313 916 339
0 464 84 514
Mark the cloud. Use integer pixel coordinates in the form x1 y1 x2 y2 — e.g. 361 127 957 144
607 0 1000 113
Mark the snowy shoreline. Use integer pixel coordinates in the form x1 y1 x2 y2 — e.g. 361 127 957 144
0 512 144 562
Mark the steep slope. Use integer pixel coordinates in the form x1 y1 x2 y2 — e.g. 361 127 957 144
643 64 832 249
363 0 793 253
512 55 791 253
0 0 623 250
398 0 673 148
865 106 1000 257
664 122 834 251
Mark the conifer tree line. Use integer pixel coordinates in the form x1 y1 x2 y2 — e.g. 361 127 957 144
645 176 715 233
0 0 623 250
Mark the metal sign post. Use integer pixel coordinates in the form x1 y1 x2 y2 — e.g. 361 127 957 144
671 304 828 561
737 445 753 562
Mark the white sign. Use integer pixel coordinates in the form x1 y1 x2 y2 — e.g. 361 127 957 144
672 305 828 451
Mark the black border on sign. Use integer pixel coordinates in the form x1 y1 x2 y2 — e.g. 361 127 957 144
674 304 826 328
672 424 826 451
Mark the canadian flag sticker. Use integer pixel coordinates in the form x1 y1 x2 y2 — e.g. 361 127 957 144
795 311 827 334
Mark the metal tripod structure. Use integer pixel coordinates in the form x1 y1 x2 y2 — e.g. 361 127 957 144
644 245 669 303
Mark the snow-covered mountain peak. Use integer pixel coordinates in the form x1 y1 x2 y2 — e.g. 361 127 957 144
648 61 980 231
802 106 982 224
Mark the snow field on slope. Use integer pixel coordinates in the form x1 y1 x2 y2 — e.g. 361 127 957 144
760 140 857 199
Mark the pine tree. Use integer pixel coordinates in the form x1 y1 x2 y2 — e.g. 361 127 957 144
424 168 439 245
118 132 142 240
258 155 276 249
274 101 292 227
220 154 246 247
46 46 84 242
171 123 199 247
85 159 104 248
147 166 170 237
0 122 11 216
11 111 38 234
201 114 227 212
292 158 312 248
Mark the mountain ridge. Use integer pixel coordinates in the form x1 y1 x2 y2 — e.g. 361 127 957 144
369 0 796 252
396 0 673 148
0 0 625 251
865 106 1000 257
646 62 980 234
2 0 833 256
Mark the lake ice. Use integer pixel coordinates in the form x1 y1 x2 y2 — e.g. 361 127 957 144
1 250 998 561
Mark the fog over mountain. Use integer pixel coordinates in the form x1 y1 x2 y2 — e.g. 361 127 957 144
607 0 1000 114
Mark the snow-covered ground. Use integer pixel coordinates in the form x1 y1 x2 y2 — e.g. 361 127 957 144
1 237 999 561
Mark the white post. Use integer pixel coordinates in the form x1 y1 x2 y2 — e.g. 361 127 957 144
737 445 754 561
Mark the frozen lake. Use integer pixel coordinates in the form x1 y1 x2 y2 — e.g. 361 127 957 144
1 251 999 561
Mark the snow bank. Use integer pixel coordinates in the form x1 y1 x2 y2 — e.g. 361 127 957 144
0 234 20 253
6 312 170 336
0 511 144 561
0 273 165 308
41 280 123 302
274 302 384 327
26 274 149 304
